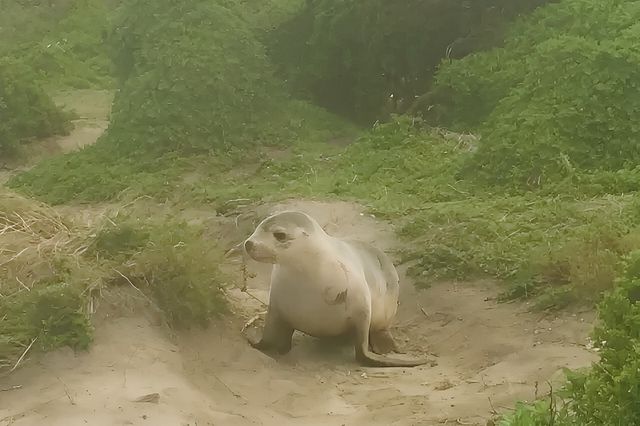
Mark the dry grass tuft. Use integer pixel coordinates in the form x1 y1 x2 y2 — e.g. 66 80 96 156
0 189 97 374
0 189 90 297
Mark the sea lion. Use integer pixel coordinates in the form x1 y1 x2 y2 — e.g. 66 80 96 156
229 210 431 368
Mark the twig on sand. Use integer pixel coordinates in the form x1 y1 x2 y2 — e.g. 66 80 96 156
241 312 266 332
240 260 266 306
112 268 155 306
0 385 22 392
241 288 267 306
133 393 160 404
213 373 245 400
488 396 498 415
9 337 37 373
57 376 76 405
225 198 251 205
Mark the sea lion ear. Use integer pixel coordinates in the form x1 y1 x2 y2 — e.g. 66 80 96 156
302 230 310 237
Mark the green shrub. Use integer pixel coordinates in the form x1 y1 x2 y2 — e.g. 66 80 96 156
131 222 228 329
7 0 358 204
7 146 194 204
0 280 93 373
88 222 150 261
467 33 640 187
0 0 115 89
501 250 640 425
563 250 640 424
26 0 114 88
105 0 282 154
433 0 640 129
498 398 561 426
399 196 640 306
429 0 640 189
29 281 94 351
93 218 229 330
268 0 548 123
0 59 71 158
198 117 473 212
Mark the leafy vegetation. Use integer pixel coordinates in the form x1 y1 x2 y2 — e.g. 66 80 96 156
429 0 640 189
0 192 230 373
106 0 285 154
92 216 229 329
0 0 114 89
7 0 358 203
1 280 94 372
0 60 72 158
400 195 640 304
500 250 640 425
268 0 549 123
0 189 94 372
10 112 640 309
155 118 640 307
5 11 640 426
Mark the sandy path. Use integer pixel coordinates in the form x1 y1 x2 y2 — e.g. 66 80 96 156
0 200 598 426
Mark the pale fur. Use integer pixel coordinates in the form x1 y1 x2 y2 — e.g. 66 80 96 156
240 210 430 368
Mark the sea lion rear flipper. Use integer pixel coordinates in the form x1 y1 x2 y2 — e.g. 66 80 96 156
354 314 432 368
370 329 404 355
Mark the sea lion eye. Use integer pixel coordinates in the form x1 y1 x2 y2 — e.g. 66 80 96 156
273 231 287 242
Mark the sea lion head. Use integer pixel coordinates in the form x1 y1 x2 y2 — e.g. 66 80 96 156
243 210 322 264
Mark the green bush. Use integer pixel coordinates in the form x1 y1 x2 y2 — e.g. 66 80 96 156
130 222 228 329
429 0 640 189
29 281 94 351
468 33 640 187
398 196 640 304
88 221 151 261
7 147 193 204
498 398 559 426
326 117 473 207
562 250 640 424
268 0 548 123
501 250 640 425
0 59 71 158
105 0 282 154
7 0 358 204
433 0 640 129
92 218 229 330
0 281 93 373
0 0 115 89
26 0 114 88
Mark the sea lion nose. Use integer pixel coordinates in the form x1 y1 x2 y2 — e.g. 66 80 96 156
244 239 254 252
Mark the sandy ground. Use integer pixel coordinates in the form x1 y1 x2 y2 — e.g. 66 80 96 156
0 200 598 426
46 89 113 154
0 91 599 425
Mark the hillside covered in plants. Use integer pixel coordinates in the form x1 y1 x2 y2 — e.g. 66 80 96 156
2 0 640 424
